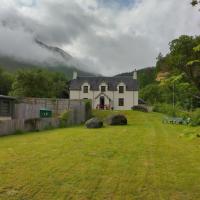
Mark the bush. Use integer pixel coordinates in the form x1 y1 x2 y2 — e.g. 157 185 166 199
153 103 182 117
190 109 200 126
59 111 69 128
85 100 92 120
132 105 148 112
153 103 200 126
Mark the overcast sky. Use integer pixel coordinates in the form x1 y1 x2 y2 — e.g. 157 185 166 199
0 0 200 75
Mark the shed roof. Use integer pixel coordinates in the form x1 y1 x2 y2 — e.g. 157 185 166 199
0 95 16 100
69 76 138 91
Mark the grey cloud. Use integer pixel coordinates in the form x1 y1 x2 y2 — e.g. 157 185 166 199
0 0 199 76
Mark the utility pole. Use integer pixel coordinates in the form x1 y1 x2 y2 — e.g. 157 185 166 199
173 82 175 109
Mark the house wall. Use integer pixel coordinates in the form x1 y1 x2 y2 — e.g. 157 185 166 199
70 89 138 110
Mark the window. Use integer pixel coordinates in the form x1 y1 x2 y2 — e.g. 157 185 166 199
119 86 124 93
83 86 88 93
1 100 10 116
118 98 124 106
101 86 106 92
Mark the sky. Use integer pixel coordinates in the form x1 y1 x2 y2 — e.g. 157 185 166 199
0 0 199 75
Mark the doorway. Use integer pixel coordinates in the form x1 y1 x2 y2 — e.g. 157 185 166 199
99 96 105 109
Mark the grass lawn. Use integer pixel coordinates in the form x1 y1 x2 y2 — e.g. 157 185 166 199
0 111 200 200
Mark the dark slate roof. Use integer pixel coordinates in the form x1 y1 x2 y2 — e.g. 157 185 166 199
69 76 138 91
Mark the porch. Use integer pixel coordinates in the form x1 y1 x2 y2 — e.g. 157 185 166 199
96 104 112 110
95 93 113 110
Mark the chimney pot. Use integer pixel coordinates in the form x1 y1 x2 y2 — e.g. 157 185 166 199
133 69 137 80
73 71 77 79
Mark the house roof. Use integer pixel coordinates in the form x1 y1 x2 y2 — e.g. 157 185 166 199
0 95 16 100
69 76 138 91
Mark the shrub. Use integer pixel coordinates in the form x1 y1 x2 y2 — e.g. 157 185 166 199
190 109 200 126
153 103 200 126
84 100 92 120
153 103 182 117
132 105 148 112
59 111 69 128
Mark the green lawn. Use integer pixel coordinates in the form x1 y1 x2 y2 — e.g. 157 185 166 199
0 111 200 200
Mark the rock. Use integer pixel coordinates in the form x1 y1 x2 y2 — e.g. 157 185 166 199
106 114 127 125
85 117 103 128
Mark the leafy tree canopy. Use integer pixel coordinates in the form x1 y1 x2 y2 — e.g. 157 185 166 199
191 0 200 6
0 68 13 95
156 35 200 92
10 69 68 98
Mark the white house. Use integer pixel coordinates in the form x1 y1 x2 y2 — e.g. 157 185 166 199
69 70 139 110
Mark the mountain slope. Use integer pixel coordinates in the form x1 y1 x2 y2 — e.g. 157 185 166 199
0 55 95 79
0 40 95 79
35 39 73 60
115 67 157 89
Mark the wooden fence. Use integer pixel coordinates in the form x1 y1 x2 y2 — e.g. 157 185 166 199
0 98 92 136
0 118 60 136
14 98 85 119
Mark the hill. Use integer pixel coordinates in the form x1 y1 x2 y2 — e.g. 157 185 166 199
0 56 95 79
0 39 96 79
115 67 157 89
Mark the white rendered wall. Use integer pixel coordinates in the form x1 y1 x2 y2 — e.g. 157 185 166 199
70 81 138 110
70 90 138 110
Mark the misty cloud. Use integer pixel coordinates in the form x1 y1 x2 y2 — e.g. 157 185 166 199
0 0 199 75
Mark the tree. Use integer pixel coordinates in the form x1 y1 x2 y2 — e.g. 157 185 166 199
140 74 198 109
10 69 68 98
160 74 198 110
140 84 164 104
187 44 200 91
0 68 13 95
167 35 200 91
191 0 200 6
156 53 172 72
138 67 157 89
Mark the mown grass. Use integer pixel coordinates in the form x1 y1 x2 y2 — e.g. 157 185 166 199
0 111 200 200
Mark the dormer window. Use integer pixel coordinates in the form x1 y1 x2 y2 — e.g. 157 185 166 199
119 86 124 93
101 86 106 92
83 86 88 93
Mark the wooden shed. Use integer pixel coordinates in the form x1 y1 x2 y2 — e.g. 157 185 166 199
0 95 16 120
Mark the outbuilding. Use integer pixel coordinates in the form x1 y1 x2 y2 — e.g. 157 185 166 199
0 95 16 120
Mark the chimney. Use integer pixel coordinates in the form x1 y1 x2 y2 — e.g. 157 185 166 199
73 71 77 79
133 69 137 80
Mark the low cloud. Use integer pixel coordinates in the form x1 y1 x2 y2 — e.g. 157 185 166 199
0 0 199 75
